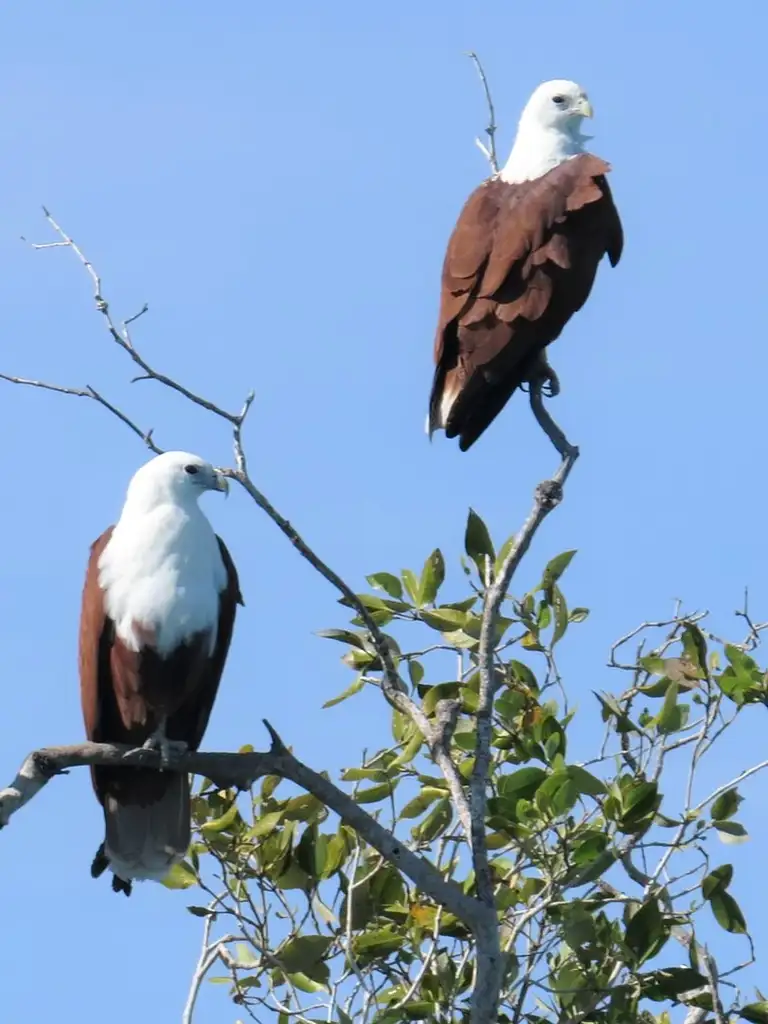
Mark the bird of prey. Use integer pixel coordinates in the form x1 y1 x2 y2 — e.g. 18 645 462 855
79 451 243 895
428 79 623 451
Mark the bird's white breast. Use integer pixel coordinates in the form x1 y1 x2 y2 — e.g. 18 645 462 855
98 503 227 656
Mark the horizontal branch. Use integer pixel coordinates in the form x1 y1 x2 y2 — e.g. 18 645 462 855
0 729 488 932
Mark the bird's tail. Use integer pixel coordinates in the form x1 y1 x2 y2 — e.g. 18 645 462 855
94 772 191 893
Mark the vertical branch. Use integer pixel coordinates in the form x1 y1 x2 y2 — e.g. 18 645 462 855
466 51 499 174
470 381 579 1023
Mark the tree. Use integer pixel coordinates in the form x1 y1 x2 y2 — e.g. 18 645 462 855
1 58 767 1024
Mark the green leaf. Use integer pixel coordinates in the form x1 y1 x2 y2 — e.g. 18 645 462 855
187 905 215 918
419 608 467 632
340 767 390 782
710 890 747 933
420 549 445 605
354 780 397 804
366 572 403 600
655 680 681 734
508 660 538 689
571 831 609 865
535 771 578 817
497 767 548 801
353 926 404 958
540 549 576 589
494 532 517 575
640 967 707 1001
401 569 421 604
322 675 366 708
625 898 667 963
162 860 198 890
550 583 569 645
278 935 333 975
283 794 325 822
321 832 349 878
200 802 240 834
711 787 743 822
740 1002 768 1023
411 798 452 842
408 660 424 687
389 729 424 769
465 508 495 580
567 765 607 797
421 681 460 715
569 607 589 623
400 788 444 819
714 820 749 844
248 810 284 838
681 621 708 675
702 863 733 900
286 968 329 993
316 628 370 649
640 655 667 676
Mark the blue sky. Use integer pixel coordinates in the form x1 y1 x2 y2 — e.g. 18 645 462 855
0 1 766 1020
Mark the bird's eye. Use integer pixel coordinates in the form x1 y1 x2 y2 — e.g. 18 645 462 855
552 95 566 105
184 464 199 475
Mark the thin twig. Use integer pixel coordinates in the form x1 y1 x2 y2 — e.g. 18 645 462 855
0 375 163 453
30 208 243 425
466 52 499 174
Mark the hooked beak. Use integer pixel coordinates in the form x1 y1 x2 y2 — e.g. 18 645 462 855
578 98 594 119
212 470 230 497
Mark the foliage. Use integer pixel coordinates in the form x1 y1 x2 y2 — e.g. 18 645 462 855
178 510 768 1022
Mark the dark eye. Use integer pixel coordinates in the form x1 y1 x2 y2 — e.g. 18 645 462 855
184 464 199 475
552 95 566 105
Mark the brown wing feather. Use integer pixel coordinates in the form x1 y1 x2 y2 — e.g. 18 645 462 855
78 528 243 808
429 153 623 451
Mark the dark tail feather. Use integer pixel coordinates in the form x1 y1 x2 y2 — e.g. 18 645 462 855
96 772 190 893
445 373 522 451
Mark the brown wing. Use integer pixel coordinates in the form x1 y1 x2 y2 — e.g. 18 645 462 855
429 153 623 451
78 528 243 808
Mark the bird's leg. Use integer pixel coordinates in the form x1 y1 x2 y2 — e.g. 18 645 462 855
528 379 579 496
520 351 560 398
141 717 188 771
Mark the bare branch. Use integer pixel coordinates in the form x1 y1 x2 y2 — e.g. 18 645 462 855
28 208 244 425
0 731 489 933
466 51 499 174
0 375 163 453
183 898 231 1024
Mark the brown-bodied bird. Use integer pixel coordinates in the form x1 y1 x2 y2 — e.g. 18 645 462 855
78 451 243 895
428 78 623 451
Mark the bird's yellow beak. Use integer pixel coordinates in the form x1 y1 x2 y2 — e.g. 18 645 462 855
579 98 594 119
213 470 230 496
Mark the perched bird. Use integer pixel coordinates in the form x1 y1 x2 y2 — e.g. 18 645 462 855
428 79 623 451
78 451 243 895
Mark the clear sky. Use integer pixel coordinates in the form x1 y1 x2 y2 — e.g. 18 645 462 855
0 1 766 1020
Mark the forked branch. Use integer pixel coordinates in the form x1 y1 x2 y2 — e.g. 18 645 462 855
0 729 488 931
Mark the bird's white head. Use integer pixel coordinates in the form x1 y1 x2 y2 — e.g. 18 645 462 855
518 79 593 136
122 450 230 515
501 79 594 184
